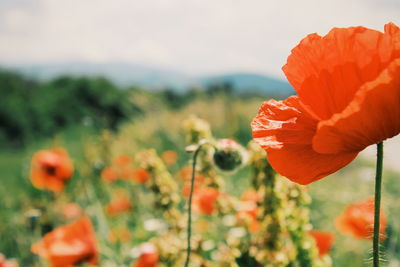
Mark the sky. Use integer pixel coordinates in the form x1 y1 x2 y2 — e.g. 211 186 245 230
0 0 399 79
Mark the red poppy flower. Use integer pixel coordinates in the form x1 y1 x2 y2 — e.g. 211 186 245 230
181 174 206 199
0 254 19 267
113 154 132 168
30 148 74 192
240 189 260 203
161 150 178 165
237 191 260 234
132 168 151 184
31 216 98 267
134 243 159 267
193 187 220 215
335 198 386 240
106 196 132 216
252 23 400 184
101 167 119 183
108 228 131 243
309 230 335 256
61 203 83 220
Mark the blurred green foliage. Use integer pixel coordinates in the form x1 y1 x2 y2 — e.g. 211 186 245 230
0 71 140 147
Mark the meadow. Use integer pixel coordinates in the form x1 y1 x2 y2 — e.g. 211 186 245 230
1 72 400 267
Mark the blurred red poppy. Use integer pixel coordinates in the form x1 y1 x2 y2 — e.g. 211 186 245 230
113 154 132 168
106 196 132 216
181 174 205 199
31 216 98 267
61 203 83 220
30 148 74 192
101 167 119 183
310 230 335 256
240 189 260 203
252 23 400 184
0 253 19 267
193 187 220 215
134 243 159 267
161 150 178 165
237 191 260 234
108 227 131 243
132 168 151 184
335 198 386 240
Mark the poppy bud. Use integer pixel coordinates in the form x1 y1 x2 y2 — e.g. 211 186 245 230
213 139 247 171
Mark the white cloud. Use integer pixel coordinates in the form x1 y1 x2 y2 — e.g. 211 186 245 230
0 0 399 78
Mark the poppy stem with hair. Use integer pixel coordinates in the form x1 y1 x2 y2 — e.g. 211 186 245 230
373 142 383 267
184 144 204 267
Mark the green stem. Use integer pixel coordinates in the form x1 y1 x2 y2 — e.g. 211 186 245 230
184 145 203 267
373 142 384 267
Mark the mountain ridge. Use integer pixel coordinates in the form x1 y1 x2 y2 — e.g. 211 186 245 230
1 61 294 96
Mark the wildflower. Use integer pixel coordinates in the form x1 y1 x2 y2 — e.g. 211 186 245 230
134 243 159 267
252 23 400 184
161 150 178 165
309 230 335 256
335 198 386 240
108 228 131 243
30 148 74 192
193 187 220 215
131 168 150 184
0 254 19 267
31 216 98 266
101 167 118 183
181 174 205 198
179 166 193 181
106 196 132 216
61 203 83 220
237 190 260 234
113 154 132 168
240 189 261 203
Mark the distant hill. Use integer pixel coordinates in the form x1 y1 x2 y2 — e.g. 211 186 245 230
2 62 294 96
200 73 294 96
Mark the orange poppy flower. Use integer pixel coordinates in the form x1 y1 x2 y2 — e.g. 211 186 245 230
101 167 119 183
61 203 83 220
161 150 178 165
108 228 131 243
131 168 151 184
0 254 19 267
31 216 98 267
134 243 159 267
30 148 74 192
237 194 260 234
252 23 400 184
106 196 132 216
335 198 386 240
181 174 205 198
240 189 260 203
113 154 132 168
193 187 220 215
309 230 335 256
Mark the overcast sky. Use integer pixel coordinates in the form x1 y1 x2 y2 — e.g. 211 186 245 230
0 0 399 78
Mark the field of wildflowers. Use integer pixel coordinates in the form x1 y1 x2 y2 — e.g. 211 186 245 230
1 22 400 267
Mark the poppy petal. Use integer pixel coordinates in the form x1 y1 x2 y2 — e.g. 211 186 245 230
283 25 397 120
313 59 400 154
252 96 358 184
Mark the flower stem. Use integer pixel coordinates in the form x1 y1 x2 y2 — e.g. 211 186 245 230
373 142 383 267
184 145 203 267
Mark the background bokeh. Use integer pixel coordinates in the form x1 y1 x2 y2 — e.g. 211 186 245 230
1 1 400 266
